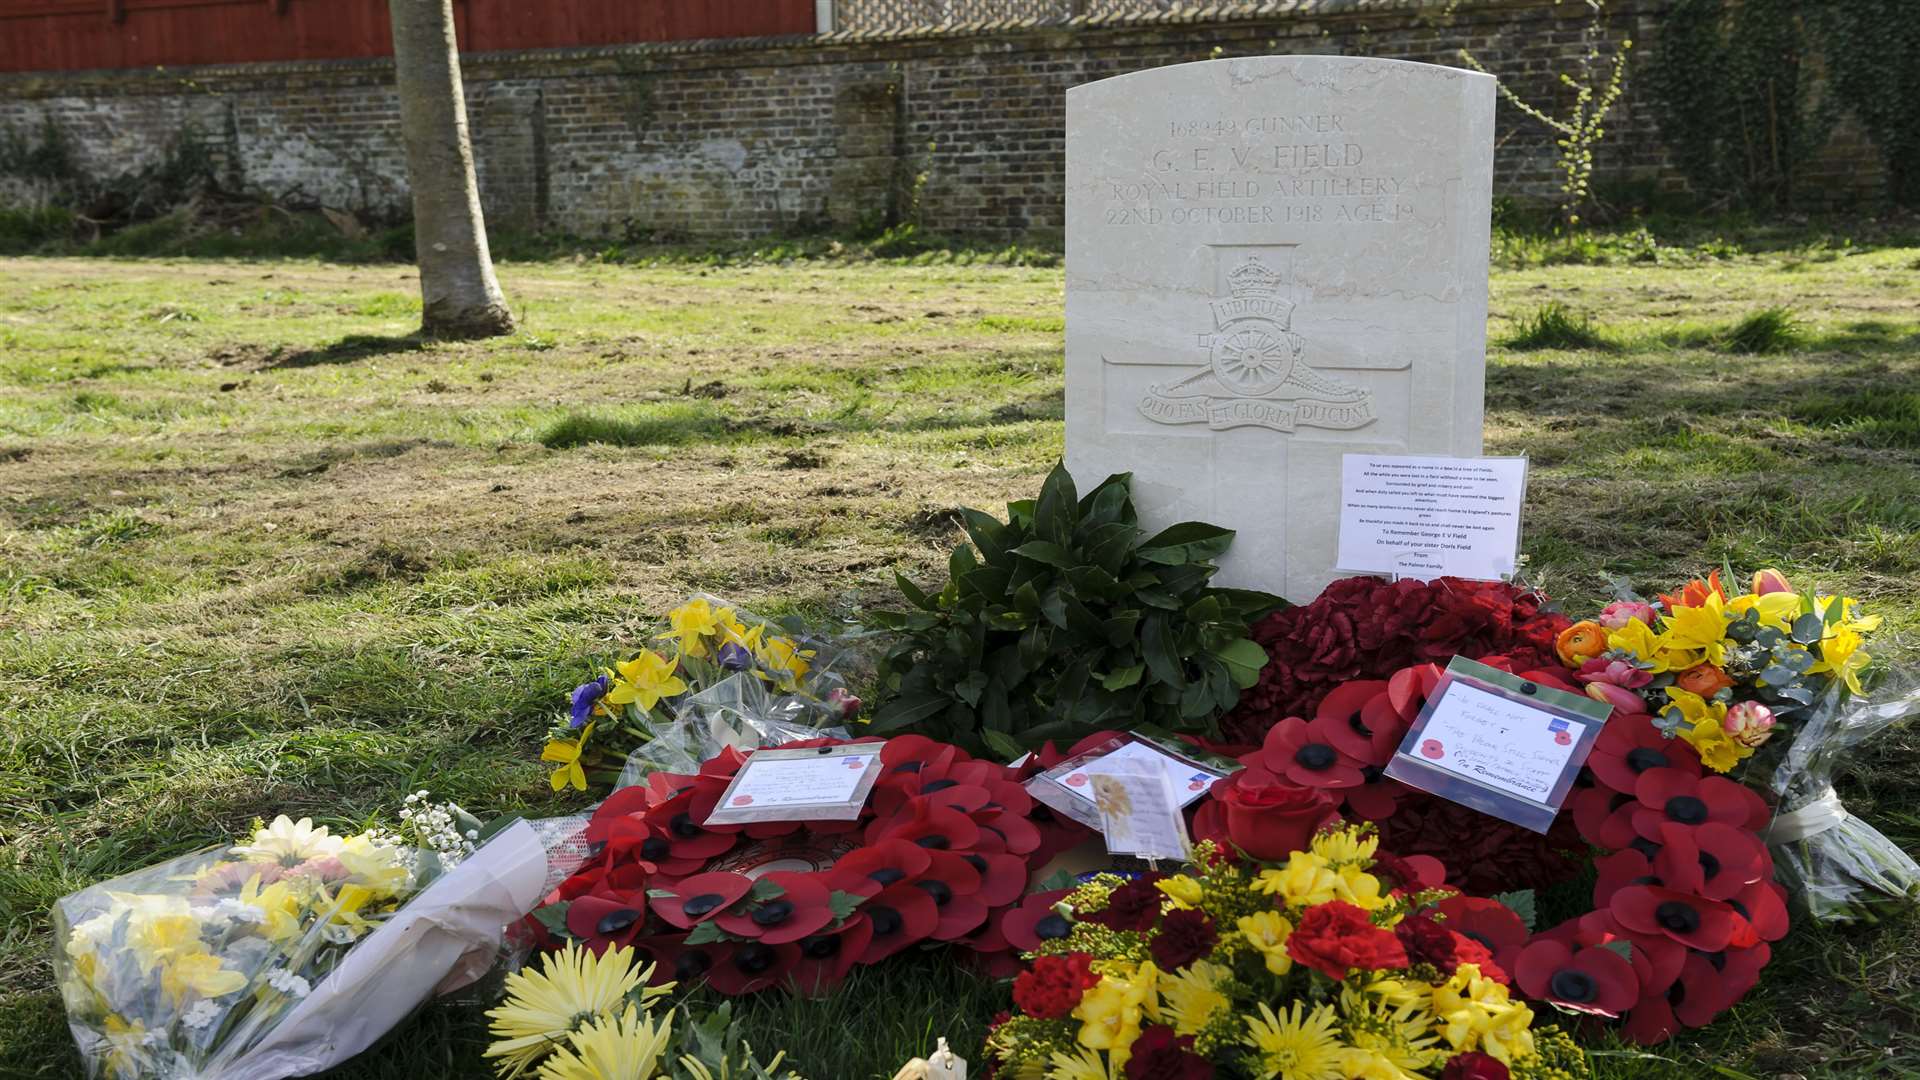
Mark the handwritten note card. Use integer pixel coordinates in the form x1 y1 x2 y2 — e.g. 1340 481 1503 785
1090 758 1190 862
1336 454 1528 582
703 745 882 825
1385 657 1610 833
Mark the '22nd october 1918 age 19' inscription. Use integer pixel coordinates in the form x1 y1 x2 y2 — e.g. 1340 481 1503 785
1102 114 1416 227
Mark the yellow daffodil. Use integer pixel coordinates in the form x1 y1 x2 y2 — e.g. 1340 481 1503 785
1236 910 1294 975
1808 626 1871 696
129 911 201 973
658 599 722 657
756 635 814 688
238 875 307 943
1242 1000 1343 1080
102 1014 151 1077
1310 827 1378 868
1156 875 1204 910
1255 852 1340 909
1662 592 1731 667
231 815 346 867
317 882 384 941
161 950 247 1005
1727 590 1801 632
1160 960 1231 1036
1682 716 1748 772
1819 595 1882 634
1072 970 1153 1058
542 722 594 793
605 651 688 713
1604 617 1671 670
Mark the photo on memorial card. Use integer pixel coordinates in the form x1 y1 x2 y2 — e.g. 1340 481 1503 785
1025 733 1238 829
1383 656 1609 833
703 744 884 825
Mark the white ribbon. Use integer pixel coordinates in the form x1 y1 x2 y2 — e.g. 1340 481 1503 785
1766 788 1850 844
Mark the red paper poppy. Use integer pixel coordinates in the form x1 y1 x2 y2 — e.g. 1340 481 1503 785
788 915 873 995
918 850 990 940
649 792 740 860
1592 848 1660 909
714 871 836 945
1587 716 1702 793
1630 769 1771 841
1387 663 1445 722
870 802 981 852
706 940 800 995
1621 988 1680 1046
1609 885 1736 952
650 871 754 929
565 894 650 951
1569 786 1641 850
857 882 940 963
974 809 1043 857
1313 680 1396 765
1652 823 1767 901
1250 716 1366 788
1434 895 1530 960
1724 878 1789 944
1674 943 1770 1027
824 839 932 898
638 933 723 987
1578 916 1686 1000
962 851 1031 907
1342 771 1408 821
1514 939 1639 1016
1000 889 1075 951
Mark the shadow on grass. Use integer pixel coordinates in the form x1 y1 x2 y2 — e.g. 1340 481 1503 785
538 391 1065 450
265 333 425 370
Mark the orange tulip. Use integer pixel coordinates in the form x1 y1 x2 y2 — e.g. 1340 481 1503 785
1660 570 1726 612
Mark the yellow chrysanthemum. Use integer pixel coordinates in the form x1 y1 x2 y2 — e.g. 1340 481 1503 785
337 834 411 897
1156 875 1204 910
1339 997 1442 1078
485 942 668 1079
605 651 688 714
1160 959 1232 1036
231 815 346 866
1310 827 1378 868
535 1003 673 1080
1255 852 1342 909
1243 1001 1343 1080
1236 910 1294 975
1046 1047 1121 1080
1348 975 1430 1014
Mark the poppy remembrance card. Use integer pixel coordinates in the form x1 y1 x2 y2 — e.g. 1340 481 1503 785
703 744 883 824
1384 656 1611 833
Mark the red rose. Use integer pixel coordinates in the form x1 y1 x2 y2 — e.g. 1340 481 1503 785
1149 909 1219 971
1212 768 1337 861
1011 952 1098 1020
1124 1026 1214 1080
1441 1051 1510 1080
1287 900 1409 979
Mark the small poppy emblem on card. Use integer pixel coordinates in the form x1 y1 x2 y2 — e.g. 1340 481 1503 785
844 756 866 769
731 795 754 806
1419 739 1445 760
1553 730 1573 746
1065 773 1088 788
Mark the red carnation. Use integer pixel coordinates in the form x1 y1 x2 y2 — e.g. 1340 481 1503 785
1085 874 1166 932
1441 1051 1510 1080
1514 939 1639 1016
1447 932 1510 985
1287 900 1409 979
1393 913 1459 975
1124 1026 1214 1080
1011 952 1099 1020
1149 909 1219 971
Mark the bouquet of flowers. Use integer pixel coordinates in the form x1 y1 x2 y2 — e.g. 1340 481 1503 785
985 825 1590 1080
54 799 552 1080
1554 568 1916 920
545 596 866 793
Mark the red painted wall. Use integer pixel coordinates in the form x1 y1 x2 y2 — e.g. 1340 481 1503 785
0 0 815 73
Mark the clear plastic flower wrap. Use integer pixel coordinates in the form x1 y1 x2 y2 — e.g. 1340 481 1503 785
53 812 554 1080
1764 673 1920 923
544 595 873 793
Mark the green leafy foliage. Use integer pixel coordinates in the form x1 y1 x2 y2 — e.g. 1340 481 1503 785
1494 889 1539 932
868 464 1283 754
1807 0 1920 208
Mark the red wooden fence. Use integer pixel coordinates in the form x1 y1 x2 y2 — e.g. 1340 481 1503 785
0 0 816 73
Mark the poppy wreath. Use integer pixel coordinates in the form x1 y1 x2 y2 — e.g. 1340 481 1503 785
1206 577 1787 1045
523 733 1093 996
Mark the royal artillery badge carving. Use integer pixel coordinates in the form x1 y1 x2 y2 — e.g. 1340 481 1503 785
1138 257 1375 433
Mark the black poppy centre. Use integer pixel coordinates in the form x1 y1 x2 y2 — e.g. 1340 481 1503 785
1295 743 1339 770
1548 969 1599 1003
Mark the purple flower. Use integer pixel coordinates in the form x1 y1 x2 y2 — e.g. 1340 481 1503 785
715 642 754 672
570 675 610 729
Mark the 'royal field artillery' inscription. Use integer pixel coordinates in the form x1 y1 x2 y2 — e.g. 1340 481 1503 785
1065 57 1496 602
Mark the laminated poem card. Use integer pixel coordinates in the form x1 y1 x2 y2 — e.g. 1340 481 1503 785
1384 657 1611 833
1089 758 1191 862
1026 735 1238 830
702 745 883 825
1336 454 1528 582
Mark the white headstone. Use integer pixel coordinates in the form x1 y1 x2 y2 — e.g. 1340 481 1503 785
1064 56 1496 602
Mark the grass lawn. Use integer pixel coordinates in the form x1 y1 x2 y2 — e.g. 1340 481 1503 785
2 232 1918 1079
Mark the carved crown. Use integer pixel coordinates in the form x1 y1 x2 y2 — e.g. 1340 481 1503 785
1227 257 1284 299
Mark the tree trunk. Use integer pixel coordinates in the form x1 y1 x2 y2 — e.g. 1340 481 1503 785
387 0 514 339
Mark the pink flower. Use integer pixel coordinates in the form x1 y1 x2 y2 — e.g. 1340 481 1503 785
1722 702 1776 748
1750 569 1793 596
1576 659 1652 715
1597 601 1658 631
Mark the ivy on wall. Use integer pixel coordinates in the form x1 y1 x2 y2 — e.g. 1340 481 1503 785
1806 0 1920 208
